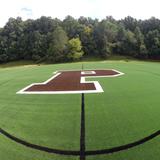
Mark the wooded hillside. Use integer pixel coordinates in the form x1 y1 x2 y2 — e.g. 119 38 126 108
0 16 160 63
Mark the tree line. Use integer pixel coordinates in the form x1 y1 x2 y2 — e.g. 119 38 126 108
0 16 160 63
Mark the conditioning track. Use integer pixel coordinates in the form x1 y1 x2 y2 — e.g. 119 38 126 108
0 94 160 160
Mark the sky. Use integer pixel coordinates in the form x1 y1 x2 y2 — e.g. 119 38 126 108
0 0 160 27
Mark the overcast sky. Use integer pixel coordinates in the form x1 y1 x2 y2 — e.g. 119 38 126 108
0 0 160 27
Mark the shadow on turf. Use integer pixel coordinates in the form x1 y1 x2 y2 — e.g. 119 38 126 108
0 127 160 156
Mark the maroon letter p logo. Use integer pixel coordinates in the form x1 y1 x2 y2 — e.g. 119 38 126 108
17 69 124 94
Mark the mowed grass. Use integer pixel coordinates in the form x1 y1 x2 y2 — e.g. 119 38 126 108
0 60 160 160
85 61 160 160
0 63 82 160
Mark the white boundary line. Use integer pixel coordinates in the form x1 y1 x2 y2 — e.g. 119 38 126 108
16 69 124 94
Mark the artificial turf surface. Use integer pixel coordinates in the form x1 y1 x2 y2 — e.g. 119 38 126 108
0 60 160 160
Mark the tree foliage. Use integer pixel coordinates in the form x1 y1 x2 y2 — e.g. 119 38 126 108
47 26 68 62
0 16 160 63
67 38 84 61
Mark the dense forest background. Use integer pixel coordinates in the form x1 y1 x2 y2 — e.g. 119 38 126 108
0 16 160 63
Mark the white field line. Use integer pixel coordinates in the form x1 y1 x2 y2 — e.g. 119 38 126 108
81 71 96 75
52 68 123 74
17 69 124 94
17 73 61 94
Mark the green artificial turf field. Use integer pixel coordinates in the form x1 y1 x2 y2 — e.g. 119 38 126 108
0 60 160 160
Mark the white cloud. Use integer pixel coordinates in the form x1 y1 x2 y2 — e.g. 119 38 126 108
0 0 160 27
21 8 32 15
